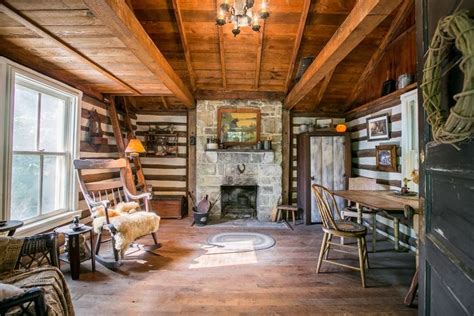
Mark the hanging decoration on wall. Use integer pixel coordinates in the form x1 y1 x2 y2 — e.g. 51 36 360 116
87 109 107 150
216 0 269 37
421 10 474 149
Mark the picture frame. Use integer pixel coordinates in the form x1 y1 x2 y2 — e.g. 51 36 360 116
366 114 390 141
217 108 261 146
375 144 397 172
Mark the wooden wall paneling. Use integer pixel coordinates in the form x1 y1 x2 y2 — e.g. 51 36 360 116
284 0 402 109
187 109 196 214
135 112 188 198
311 68 335 112
281 109 291 204
83 0 195 107
346 0 415 108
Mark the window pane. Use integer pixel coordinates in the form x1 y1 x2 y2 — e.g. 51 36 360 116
39 94 67 152
42 156 67 213
13 84 38 151
11 155 40 220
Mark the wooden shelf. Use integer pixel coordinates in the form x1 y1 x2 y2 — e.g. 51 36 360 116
205 149 273 153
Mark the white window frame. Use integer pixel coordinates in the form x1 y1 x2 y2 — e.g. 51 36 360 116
400 89 419 192
0 57 82 225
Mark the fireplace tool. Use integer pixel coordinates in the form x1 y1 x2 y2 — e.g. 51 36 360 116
188 191 221 226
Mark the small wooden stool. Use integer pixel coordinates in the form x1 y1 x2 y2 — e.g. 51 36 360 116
276 205 299 229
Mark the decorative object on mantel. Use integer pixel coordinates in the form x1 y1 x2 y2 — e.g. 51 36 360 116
366 114 390 141
87 109 107 149
421 10 474 149
217 107 261 147
263 138 272 150
397 73 413 89
375 144 397 172
206 137 219 150
216 0 269 37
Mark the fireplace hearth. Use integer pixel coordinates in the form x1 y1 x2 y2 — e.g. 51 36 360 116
221 185 258 218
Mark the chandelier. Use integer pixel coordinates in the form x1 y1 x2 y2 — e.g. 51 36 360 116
216 0 270 37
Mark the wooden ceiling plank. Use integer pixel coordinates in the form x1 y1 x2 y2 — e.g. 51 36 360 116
161 96 169 109
0 1 140 95
311 68 334 111
217 26 227 89
346 0 414 108
284 0 402 110
83 0 195 107
254 20 265 89
284 0 311 93
172 0 196 91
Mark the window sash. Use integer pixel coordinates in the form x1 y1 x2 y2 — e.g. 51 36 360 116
0 59 81 223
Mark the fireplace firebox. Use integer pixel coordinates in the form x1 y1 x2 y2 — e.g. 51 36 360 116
220 185 258 218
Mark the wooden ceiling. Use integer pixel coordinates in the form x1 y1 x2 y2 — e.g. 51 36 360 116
0 0 414 114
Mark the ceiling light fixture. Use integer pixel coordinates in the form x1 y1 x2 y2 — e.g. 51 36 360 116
216 0 270 37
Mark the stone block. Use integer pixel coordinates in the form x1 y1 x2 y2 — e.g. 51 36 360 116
200 164 216 175
262 152 274 163
260 186 274 194
258 164 282 176
203 151 217 163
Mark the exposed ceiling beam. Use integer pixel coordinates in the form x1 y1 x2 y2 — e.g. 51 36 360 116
254 20 265 89
284 0 402 110
172 0 196 91
310 68 335 112
83 0 195 108
161 96 169 110
346 0 414 108
284 0 311 93
217 26 227 89
0 1 140 95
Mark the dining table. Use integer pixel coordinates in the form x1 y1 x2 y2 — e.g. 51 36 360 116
332 190 419 251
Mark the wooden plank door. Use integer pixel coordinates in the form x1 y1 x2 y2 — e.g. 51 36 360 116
310 136 345 223
417 0 474 314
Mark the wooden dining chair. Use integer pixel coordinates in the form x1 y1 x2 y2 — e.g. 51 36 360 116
341 177 386 252
312 183 370 288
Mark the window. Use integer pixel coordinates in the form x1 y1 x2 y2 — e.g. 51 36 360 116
1 59 80 223
400 89 419 192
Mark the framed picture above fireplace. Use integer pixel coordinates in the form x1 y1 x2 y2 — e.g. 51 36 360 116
217 108 261 146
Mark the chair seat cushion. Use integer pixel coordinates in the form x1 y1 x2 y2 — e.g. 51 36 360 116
335 220 367 233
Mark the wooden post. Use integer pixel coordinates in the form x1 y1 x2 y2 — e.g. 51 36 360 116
282 109 291 204
107 97 136 194
187 109 196 214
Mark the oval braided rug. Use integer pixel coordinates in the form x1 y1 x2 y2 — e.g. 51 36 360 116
207 232 276 251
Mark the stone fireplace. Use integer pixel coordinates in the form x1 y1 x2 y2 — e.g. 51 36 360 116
221 185 258 218
196 100 283 221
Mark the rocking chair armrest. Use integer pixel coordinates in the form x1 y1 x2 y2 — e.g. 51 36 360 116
0 287 46 315
90 200 110 209
126 191 152 201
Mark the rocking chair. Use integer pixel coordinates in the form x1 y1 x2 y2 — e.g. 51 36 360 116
74 158 160 269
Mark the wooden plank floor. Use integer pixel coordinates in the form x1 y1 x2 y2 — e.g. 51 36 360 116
66 218 417 315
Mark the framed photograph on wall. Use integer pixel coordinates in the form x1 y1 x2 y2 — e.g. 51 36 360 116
375 144 397 172
217 108 261 146
366 114 390 141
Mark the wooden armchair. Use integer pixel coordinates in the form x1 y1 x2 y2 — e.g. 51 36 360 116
74 158 160 269
312 184 370 288
0 233 64 316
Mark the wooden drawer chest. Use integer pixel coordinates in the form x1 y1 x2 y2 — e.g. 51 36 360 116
150 196 187 219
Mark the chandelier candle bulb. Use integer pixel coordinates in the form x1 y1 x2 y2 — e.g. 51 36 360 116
216 0 269 36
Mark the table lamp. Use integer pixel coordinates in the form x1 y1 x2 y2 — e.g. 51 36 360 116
125 139 145 158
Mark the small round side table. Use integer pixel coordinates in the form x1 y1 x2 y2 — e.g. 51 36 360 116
54 224 95 280
0 220 24 236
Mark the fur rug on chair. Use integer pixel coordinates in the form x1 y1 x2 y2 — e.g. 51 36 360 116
92 203 160 256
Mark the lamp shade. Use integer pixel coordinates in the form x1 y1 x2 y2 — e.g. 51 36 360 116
335 124 347 133
125 139 145 155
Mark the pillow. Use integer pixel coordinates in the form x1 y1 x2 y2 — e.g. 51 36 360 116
0 283 24 301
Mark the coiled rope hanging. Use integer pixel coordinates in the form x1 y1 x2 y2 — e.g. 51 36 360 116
421 10 474 149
